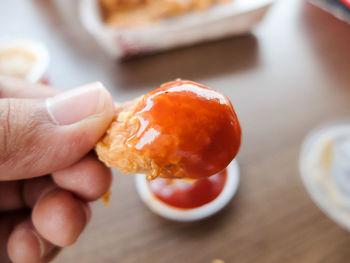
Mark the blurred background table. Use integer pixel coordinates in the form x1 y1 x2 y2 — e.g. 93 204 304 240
2 0 350 262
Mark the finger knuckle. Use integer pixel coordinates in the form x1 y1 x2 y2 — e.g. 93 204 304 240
0 100 14 161
0 100 37 166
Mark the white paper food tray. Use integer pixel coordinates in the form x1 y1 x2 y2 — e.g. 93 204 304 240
80 0 275 58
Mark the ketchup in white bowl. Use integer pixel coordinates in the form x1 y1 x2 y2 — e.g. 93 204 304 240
135 159 239 222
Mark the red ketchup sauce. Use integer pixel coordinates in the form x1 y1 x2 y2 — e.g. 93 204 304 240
128 80 241 179
148 169 227 209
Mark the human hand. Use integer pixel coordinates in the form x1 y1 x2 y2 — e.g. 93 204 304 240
0 76 115 263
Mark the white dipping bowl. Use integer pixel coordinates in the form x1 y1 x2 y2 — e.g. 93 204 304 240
300 123 350 231
0 38 50 83
135 159 239 222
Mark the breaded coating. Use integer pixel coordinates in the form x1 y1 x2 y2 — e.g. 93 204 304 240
100 0 232 26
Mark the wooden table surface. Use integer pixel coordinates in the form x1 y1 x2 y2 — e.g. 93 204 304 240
2 0 350 262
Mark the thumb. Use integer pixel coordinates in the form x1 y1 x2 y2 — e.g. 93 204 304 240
0 82 115 180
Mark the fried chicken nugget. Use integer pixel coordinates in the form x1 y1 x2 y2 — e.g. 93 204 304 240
95 80 241 180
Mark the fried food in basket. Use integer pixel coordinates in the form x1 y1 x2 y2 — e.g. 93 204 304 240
95 80 241 180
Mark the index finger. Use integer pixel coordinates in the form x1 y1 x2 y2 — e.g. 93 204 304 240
0 75 60 99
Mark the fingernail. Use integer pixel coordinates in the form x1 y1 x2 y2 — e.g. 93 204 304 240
46 82 110 125
84 202 92 224
31 230 45 259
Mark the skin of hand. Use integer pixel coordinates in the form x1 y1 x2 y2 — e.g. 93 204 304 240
0 76 115 263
